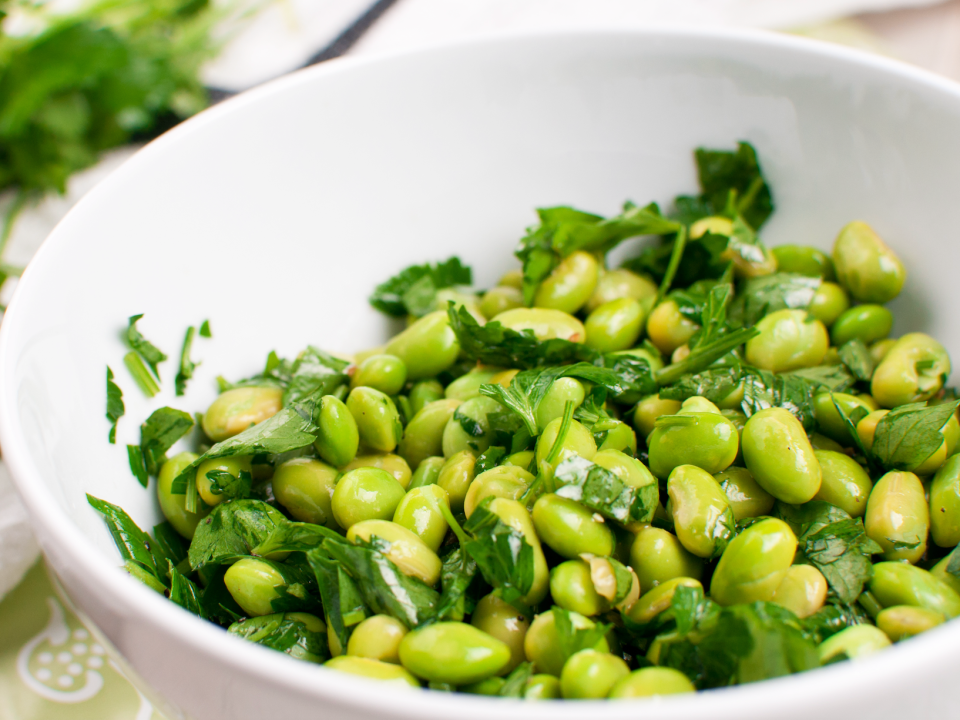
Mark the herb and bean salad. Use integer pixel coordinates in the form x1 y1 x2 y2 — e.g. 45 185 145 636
92 142 960 699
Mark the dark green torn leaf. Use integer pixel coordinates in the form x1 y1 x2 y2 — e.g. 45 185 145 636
106 366 124 443
872 401 959 471
139 406 194 476
553 455 657 525
126 314 167 380
370 257 472 318
175 325 197 396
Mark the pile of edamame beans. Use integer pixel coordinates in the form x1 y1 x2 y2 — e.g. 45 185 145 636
148 215 960 700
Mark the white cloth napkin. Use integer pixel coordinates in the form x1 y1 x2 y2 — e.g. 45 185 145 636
0 461 39 600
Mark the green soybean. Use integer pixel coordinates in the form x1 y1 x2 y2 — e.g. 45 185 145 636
667 465 735 559
586 268 658 313
632 395 682 439
710 518 797 606
533 250 599 314
480 286 524 319
864 471 928 564
832 220 906 303
744 309 828 372
444 367 502 401
436 450 476 513
813 450 873 518
869 562 960 619
325 656 420 687
342 453 411 490
157 452 208 539
487 498 549 606
715 467 774 520
770 245 835 280
494 307 585 343
347 519 441 586
408 456 444 490
584 298 645 352
771 564 827 619
624 577 703 625
818 625 891 663
812 392 875 447
398 398 461 470
871 333 951 408
830 304 893 347
471 593 530 674
535 377 586 431
351 354 407 396
524 674 562 700
347 386 403 454
647 412 739 480
399 623 511 685
331 467 406 530
535 417 597 466
272 457 339 528
409 379 445 415
742 408 822 504
931 454 960 547
202 386 283 442
384 310 460 380
629 527 702 589
442 395 502 457
560 649 629 699
314 395 360 468
523 609 608 676
224 558 303 617
532 493 615 560
608 667 696 699
346 614 408 663
196 456 253 508
876 605 944 642
808 282 850 326
463 464 534 518
550 560 608 617
393 484 450 553
646 300 699 356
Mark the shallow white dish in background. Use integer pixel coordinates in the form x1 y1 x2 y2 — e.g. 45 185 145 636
1 27 959 720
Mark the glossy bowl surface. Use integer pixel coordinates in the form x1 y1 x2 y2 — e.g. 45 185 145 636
3 26 960 720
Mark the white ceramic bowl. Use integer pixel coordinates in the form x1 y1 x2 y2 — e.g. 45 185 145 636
3 26 960 720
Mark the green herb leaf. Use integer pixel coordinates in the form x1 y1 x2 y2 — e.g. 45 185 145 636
370 257 472 318
655 326 758 387
323 537 439 628
282 347 350 406
838 339 876 382
553 455 657 525
307 546 369 650
167 561 205 617
139 406 194 476
727 273 820 328
126 444 147 488
685 142 774 230
250 520 344 557
872 401 960 471
228 613 330 662
86 494 163 579
105 366 124 443
199 319 212 338
126 314 167 380
430 547 479 623
463 502 535 607
499 662 534 698
175 326 197 396
552 606 610 662
475 446 506 475
187 499 288 570
123 351 159 397
205 469 252 501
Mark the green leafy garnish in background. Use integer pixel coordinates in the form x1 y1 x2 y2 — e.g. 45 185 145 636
105 365 124 442
369 256 472 318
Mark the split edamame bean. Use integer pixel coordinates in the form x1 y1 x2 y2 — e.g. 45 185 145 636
202 386 283 442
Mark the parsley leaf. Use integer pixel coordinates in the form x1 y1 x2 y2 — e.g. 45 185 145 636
126 444 147 487
463 501 535 607
139 406 194 476
370 257 472 318
306 547 369 649
282 347 349 406
126 314 167 380
654 326 757 386
872 401 960 471
86 494 164 580
175 326 197 396
838 339 876 382
199 320 212 338
167 562 205 617
553 455 657 525
727 273 821 328
683 142 774 230
429 547 479 623
552 606 610 662
187 499 288 570
105 366 124 443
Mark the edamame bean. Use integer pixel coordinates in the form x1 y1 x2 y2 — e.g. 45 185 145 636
813 450 873 518
346 614 408 663
224 558 313 617
480 286 524 318
524 610 608 676
471 593 530 673
347 520 441 586
343 453 412 489
818 625 891 663
532 494 615 559
560 649 629 699
647 300 699 355
535 378 586 431
832 221 906 303
325 656 420 687
830 305 893 347
742 408 822 504
632 395 682 439
534 251 599 314
408 456 444 489
494 307 585 343
864 471 928 563
715 467 774 520
158 452 208 539
351 354 407 396
772 565 827 619
584 298 645 352
930 556 960 596
812 392 875 447
771 245 835 280
624 577 703 625
628 527 702 589
586 269 658 313
524 674 562 700
331 467 406 530
871 333 951 408
314 395 360 468
808 282 850 326
399 623 511 685
444 367 502 401
869 562 960 618
535 417 597 465
499 269 524 289
436 450 476 513
608 667 696 699
648 412 739 480
272 457 339 527
442 396 504 457
397 398 461 470
596 421 638 455
393 484 450 552
409 379 445 415
384 310 460 380
856 409 887 452
876 605 944 642
592 449 657 508
196 456 253 508
745 309 828 372
346 387 403 453
463 465 534 518
870 338 898 364
550 560 608 617
202 386 284 442
931 454 960 547
667 465 735 558
710 518 797 606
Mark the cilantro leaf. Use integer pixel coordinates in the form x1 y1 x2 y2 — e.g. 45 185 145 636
175 326 197 396
126 314 167 380
553 455 657 525
105 366 124 443
370 257 472 318
139 406 194 476
463 502 535 607
872 401 960 471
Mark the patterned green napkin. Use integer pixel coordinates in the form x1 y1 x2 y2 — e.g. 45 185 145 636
0 560 169 720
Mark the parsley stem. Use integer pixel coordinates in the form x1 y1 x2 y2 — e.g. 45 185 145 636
654 326 758 386
656 225 688 303
124 351 160 397
544 401 575 466
432 497 469 547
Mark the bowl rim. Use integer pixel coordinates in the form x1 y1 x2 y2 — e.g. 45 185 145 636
2 23 959 718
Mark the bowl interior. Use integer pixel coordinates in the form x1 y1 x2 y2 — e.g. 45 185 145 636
3 27 960 720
